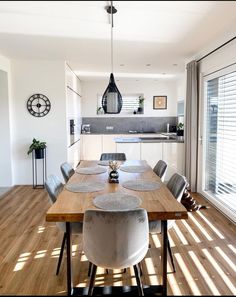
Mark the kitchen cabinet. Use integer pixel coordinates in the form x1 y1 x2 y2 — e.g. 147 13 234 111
102 134 122 153
67 140 81 168
141 143 162 168
162 143 185 181
116 142 141 160
81 135 102 160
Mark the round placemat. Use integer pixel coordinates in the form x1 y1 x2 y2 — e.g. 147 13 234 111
65 182 105 193
93 192 142 211
76 166 107 175
97 160 110 166
120 165 149 173
122 180 161 191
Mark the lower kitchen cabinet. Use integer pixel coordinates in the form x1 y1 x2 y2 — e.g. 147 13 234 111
162 143 185 181
141 143 162 168
81 135 102 160
116 142 141 160
102 134 122 154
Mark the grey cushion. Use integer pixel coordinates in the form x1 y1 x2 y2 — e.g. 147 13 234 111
60 162 75 183
100 153 126 161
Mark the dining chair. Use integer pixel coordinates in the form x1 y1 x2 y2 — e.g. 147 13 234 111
100 153 126 161
60 162 75 183
45 175 83 275
149 173 187 272
153 160 167 182
83 208 149 296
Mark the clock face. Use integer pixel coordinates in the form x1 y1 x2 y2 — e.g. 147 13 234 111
27 94 51 117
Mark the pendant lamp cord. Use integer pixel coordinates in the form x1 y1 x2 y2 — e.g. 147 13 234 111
111 1 114 74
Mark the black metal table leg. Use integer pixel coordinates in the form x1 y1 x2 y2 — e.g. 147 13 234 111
66 222 73 296
161 220 168 296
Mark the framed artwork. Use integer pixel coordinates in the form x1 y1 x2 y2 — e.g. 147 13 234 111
153 96 167 109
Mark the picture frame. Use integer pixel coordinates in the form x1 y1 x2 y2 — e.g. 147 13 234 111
153 96 167 109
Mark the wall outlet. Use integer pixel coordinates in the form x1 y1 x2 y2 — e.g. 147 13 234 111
106 126 114 130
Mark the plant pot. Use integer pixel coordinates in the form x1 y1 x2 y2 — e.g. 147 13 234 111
137 107 143 114
177 130 184 136
35 148 45 159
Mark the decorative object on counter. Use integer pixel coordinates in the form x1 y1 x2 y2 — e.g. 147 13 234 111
93 192 141 210
153 95 167 110
27 138 47 189
27 93 51 117
102 2 122 114
76 166 107 175
120 165 149 173
181 182 207 211
65 182 105 193
137 95 145 114
108 160 120 183
122 180 161 191
177 122 184 136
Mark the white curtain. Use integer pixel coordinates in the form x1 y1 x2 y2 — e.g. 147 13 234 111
185 60 198 192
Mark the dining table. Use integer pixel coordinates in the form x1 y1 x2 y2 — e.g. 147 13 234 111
46 160 188 296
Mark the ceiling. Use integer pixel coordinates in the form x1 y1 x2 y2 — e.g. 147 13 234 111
0 1 235 81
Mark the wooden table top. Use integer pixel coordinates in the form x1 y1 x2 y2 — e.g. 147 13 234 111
46 160 188 222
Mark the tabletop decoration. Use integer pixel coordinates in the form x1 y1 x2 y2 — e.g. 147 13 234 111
108 160 120 183
93 192 142 210
76 166 107 175
120 165 149 173
97 160 110 166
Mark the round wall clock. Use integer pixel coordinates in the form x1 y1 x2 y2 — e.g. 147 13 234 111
27 94 51 117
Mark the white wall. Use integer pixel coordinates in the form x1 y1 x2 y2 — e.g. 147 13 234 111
11 60 68 184
0 54 13 186
81 79 178 117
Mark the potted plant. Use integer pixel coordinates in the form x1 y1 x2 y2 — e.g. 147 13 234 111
177 122 184 136
27 138 47 159
137 95 145 113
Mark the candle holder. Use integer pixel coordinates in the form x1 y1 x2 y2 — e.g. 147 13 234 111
108 161 120 183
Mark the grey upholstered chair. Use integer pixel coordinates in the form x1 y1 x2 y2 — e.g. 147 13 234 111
45 175 83 275
153 160 167 182
60 162 75 183
100 153 126 161
149 173 187 272
83 209 149 296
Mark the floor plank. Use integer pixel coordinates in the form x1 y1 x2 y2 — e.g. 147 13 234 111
0 186 235 295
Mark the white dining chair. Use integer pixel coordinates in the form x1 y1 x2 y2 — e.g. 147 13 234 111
83 208 149 296
60 162 75 183
153 160 167 182
149 173 187 272
45 175 83 275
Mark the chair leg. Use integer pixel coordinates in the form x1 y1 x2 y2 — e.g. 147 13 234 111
167 237 176 273
88 262 92 277
56 232 67 275
133 264 144 296
138 262 143 277
123 268 127 273
106 269 109 274
88 264 97 296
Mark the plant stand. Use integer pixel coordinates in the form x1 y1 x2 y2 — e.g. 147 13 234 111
32 148 47 189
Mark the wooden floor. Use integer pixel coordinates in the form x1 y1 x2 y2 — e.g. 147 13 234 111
0 186 236 296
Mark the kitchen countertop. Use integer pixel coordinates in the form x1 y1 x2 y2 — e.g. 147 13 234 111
115 136 184 143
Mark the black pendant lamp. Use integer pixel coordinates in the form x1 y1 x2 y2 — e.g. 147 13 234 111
102 1 122 114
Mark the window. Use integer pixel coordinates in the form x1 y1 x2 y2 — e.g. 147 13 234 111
97 93 143 114
204 69 236 215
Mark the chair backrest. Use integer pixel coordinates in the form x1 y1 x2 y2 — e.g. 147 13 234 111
153 160 167 182
60 162 75 183
100 153 126 161
45 175 64 204
83 209 149 269
167 173 187 202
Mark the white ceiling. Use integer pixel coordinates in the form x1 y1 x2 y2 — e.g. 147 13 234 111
0 1 235 81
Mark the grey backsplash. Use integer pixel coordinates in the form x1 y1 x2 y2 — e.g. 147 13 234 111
82 117 177 134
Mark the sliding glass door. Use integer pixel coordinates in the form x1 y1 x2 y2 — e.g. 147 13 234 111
199 65 236 222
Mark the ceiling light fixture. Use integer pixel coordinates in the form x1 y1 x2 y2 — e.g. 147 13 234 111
102 1 122 114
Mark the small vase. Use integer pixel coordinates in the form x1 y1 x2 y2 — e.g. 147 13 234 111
109 170 119 183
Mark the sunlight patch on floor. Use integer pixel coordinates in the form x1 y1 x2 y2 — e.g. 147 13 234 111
188 213 213 241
